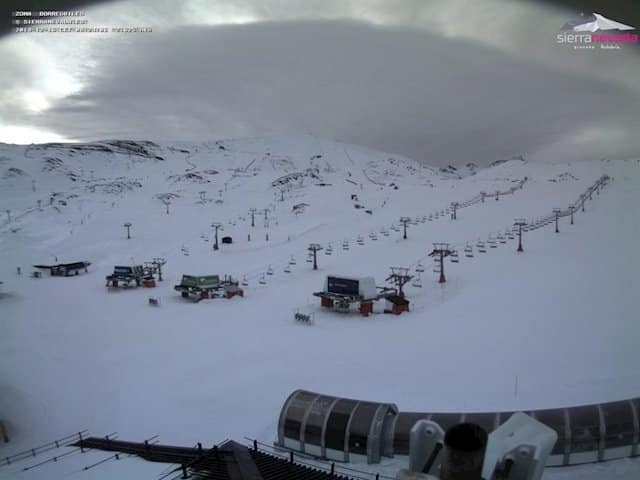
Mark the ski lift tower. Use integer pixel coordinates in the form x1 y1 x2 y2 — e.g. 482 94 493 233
429 243 454 283
386 267 413 298
308 243 323 270
451 202 458 220
249 208 257 227
399 217 411 239
569 205 575 225
152 257 166 281
123 222 132 240
514 219 527 252
211 222 223 250
553 208 561 233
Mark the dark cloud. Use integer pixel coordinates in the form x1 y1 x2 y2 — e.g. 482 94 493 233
29 20 639 165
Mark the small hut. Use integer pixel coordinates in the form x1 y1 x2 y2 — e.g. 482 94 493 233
384 295 410 315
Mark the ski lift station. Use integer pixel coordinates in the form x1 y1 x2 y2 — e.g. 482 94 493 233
174 274 244 300
312 275 399 316
32 261 91 277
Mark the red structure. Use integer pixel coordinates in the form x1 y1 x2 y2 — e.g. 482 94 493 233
359 302 373 317
225 288 244 299
384 295 410 315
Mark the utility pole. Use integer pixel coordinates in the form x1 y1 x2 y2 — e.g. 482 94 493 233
514 219 526 252
211 222 222 250
429 243 453 283
553 208 561 233
386 267 413 298
308 243 323 270
123 222 132 239
249 208 257 227
399 217 411 239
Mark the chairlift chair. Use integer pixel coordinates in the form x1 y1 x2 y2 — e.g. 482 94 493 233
478 241 487 253
267 265 274 275
241 276 249 287
416 262 425 273
259 275 266 285
412 275 423 288
464 244 474 258
450 250 459 263
289 256 297 265
284 265 291 273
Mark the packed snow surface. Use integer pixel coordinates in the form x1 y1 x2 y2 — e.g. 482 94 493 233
0 135 639 479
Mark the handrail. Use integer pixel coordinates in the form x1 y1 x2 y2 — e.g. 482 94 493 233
244 437 395 480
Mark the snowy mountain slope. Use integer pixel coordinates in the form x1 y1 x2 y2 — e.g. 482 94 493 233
0 136 639 480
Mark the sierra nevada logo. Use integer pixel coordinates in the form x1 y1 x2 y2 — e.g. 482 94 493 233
557 12 637 50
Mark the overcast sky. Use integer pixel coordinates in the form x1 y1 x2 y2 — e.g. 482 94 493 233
1 0 639 165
